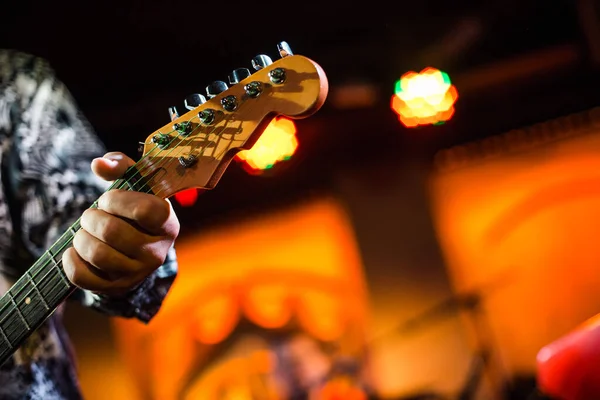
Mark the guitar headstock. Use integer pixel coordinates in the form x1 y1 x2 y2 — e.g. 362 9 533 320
137 42 328 200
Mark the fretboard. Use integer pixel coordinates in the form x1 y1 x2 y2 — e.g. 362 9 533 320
0 165 152 366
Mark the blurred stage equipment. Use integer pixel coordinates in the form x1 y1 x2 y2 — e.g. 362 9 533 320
370 273 516 400
430 106 600 400
111 198 371 400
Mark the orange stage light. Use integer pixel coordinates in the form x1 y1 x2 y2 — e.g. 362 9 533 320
391 67 458 128
235 117 298 174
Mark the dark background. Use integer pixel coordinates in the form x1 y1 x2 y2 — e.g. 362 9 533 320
3 2 600 399
2 0 597 238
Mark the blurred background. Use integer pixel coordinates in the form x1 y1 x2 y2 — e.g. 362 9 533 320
3 0 600 399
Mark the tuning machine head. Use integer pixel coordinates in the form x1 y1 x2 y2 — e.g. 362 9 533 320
229 68 251 85
206 81 229 98
184 93 207 110
251 55 273 70
277 41 293 58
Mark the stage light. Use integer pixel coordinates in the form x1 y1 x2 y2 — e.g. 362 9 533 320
235 117 298 174
174 188 199 207
391 67 458 128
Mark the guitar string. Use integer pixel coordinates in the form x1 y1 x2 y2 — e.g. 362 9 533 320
0 138 171 339
1 111 225 299
40 78 265 277
0 113 226 338
0 96 256 339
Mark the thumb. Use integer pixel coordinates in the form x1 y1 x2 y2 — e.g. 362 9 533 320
91 152 135 181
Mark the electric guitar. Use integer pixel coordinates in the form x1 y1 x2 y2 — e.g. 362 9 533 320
0 41 328 366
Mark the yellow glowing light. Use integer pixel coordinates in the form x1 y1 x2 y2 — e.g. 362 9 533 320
391 67 458 128
236 117 298 173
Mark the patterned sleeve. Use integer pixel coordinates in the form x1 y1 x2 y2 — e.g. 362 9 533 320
0 50 177 323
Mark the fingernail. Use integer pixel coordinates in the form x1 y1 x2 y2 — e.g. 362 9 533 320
102 157 119 167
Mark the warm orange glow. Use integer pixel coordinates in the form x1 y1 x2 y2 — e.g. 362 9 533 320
111 198 369 400
243 284 292 329
429 128 600 376
391 67 458 128
190 292 240 344
316 378 368 400
235 117 298 173
297 290 344 342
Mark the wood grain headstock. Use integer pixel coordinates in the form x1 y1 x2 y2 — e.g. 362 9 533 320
136 51 328 200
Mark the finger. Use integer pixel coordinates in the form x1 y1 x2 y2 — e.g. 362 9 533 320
91 152 135 181
62 247 140 295
72 228 142 279
97 189 179 237
80 208 151 260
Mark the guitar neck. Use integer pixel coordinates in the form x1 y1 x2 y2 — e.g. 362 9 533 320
0 229 77 363
0 48 328 367
0 166 151 365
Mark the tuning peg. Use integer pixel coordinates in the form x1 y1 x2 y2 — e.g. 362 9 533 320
184 93 206 110
229 68 251 85
251 55 273 70
206 81 228 98
277 41 293 58
168 106 180 121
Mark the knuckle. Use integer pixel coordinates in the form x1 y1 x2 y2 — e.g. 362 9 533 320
80 208 93 225
132 198 153 221
87 241 107 267
97 191 113 210
149 252 165 269
98 217 119 244
69 269 85 287
141 244 165 270
134 197 169 228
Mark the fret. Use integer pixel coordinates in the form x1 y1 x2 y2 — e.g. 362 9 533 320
46 249 71 289
29 253 73 308
71 219 81 231
5 276 47 330
48 230 75 262
0 301 25 347
26 270 49 311
0 261 76 362
0 327 12 361
6 292 30 332
0 325 10 348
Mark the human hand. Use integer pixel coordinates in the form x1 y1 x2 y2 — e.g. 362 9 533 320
62 152 180 296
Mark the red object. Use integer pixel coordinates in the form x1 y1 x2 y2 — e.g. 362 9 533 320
173 189 199 207
537 314 600 400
